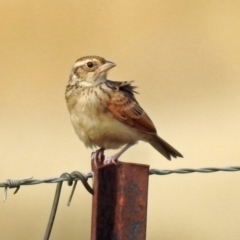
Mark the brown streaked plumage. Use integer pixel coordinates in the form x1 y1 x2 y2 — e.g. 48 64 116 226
65 56 183 165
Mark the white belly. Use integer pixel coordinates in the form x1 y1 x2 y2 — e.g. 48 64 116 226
68 90 140 149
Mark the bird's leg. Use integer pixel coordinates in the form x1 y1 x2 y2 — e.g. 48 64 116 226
104 142 136 165
91 148 105 167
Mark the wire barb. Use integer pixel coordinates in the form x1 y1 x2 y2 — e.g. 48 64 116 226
2 177 33 202
0 172 93 202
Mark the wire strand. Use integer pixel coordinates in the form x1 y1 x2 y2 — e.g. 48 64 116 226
1 166 240 201
149 166 240 175
1 165 240 240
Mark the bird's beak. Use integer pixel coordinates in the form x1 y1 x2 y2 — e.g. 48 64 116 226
96 61 116 74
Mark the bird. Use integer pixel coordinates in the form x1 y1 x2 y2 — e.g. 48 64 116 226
65 55 183 166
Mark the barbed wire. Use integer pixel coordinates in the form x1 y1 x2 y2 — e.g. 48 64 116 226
1 165 240 240
0 171 94 202
1 166 240 202
149 166 240 175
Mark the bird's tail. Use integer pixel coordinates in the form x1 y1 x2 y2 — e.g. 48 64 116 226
148 134 183 160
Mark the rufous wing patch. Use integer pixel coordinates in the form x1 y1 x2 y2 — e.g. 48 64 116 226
107 92 157 134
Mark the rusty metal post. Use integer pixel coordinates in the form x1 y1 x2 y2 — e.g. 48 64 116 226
91 161 149 240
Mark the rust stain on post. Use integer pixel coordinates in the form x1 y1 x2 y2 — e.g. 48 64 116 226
91 161 149 240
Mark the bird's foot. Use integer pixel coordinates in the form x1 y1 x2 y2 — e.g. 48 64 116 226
103 155 119 165
102 142 136 165
92 143 136 167
91 148 105 167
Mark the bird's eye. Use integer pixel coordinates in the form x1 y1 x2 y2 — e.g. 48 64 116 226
87 62 94 68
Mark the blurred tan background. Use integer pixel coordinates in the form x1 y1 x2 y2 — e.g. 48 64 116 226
1 1 240 239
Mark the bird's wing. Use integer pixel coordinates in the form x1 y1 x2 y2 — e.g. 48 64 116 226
105 80 157 133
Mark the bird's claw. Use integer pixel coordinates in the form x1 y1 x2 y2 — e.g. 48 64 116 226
91 148 105 167
103 156 118 165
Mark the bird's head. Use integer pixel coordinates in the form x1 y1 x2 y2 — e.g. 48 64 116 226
71 56 116 85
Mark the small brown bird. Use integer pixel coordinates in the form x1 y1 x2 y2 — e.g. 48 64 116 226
65 56 183 165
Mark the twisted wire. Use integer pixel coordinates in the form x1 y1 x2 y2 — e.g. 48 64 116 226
1 165 240 240
1 166 240 201
0 171 93 202
149 166 240 175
